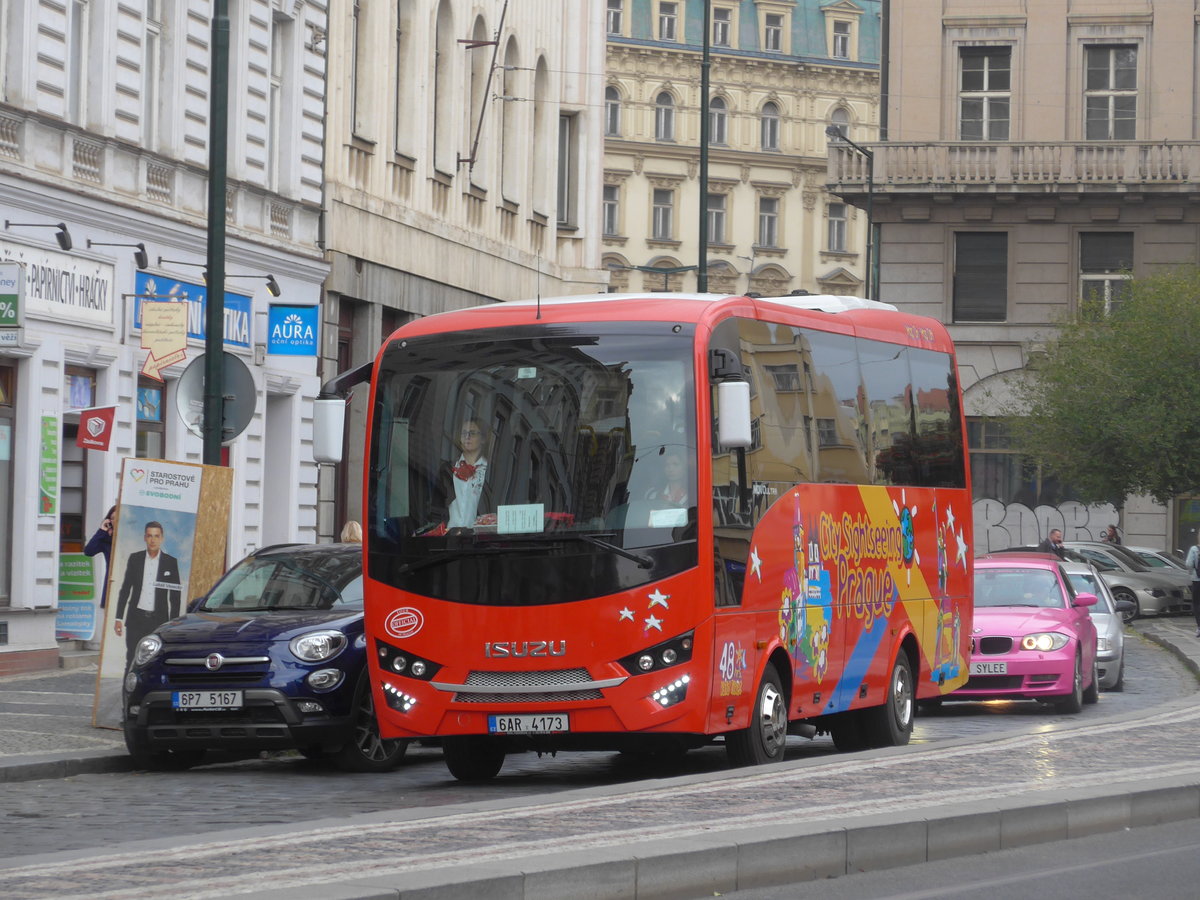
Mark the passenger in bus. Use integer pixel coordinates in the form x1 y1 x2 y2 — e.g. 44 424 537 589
439 417 493 529
645 448 690 508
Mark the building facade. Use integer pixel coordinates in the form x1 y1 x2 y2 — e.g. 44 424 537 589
0 0 329 671
828 0 1200 552
320 0 609 534
603 0 880 296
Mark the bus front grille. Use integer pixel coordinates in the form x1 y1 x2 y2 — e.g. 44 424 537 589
443 667 616 702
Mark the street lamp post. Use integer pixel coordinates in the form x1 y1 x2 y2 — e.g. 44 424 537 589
826 126 875 301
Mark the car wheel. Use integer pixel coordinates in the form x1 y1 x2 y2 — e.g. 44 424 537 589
442 735 506 782
1113 589 1139 623
1057 652 1084 714
1083 661 1099 705
725 663 787 766
124 727 206 771
1110 658 1125 692
862 651 915 747
333 679 408 773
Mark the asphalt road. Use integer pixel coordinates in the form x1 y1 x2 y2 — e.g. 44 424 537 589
0 629 1191 861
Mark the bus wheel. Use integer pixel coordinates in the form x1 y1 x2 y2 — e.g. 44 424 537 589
726 663 787 766
829 711 868 752
442 736 506 782
863 652 914 747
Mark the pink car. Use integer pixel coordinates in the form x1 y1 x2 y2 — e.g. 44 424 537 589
953 555 1100 713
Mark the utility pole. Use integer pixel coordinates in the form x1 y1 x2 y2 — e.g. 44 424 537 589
697 0 711 292
203 0 230 465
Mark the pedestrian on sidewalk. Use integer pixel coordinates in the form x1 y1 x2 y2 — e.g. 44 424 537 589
1036 528 1067 560
83 505 117 609
1186 532 1200 638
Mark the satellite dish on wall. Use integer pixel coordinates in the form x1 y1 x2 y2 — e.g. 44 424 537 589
175 352 257 445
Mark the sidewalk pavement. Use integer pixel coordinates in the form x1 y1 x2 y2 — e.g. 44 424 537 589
1 619 1200 899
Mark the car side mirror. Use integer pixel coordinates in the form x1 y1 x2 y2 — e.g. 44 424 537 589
1072 592 1098 607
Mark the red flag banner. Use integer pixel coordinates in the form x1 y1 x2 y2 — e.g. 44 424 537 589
76 406 116 451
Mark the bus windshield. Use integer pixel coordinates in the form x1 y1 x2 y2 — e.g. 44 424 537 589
366 322 699 605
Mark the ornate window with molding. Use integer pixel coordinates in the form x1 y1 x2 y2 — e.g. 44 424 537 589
652 188 675 240
832 21 850 58
827 203 847 252
763 13 784 52
604 86 621 137
760 101 780 151
606 0 624 36
712 7 733 47
655 92 675 141
603 184 620 237
707 193 728 245
1085 45 1137 140
758 196 779 248
709 97 728 145
960 47 1011 141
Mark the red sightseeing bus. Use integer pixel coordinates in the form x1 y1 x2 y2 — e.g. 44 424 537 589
315 293 973 781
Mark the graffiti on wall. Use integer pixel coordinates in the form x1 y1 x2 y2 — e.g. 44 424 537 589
973 499 1118 554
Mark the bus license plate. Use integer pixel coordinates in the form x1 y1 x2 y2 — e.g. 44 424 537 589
172 690 243 710
970 662 1007 675
487 713 570 734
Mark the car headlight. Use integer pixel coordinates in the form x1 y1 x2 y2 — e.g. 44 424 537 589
1097 637 1113 652
1020 632 1070 652
132 634 163 667
290 630 347 662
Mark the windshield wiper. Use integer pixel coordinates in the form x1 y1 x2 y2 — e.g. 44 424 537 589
394 545 512 576
393 533 655 574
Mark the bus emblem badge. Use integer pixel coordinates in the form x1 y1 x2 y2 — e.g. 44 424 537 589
385 607 424 639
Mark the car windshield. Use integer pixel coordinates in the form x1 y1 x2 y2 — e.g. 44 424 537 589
200 554 362 612
1066 572 1114 613
975 567 1067 609
366 323 699 605
1136 550 1185 570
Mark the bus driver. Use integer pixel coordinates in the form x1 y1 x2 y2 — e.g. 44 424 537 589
440 417 493 529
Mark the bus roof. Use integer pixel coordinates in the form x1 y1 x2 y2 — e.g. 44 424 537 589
386 293 955 355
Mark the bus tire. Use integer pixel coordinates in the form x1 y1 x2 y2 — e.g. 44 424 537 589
863 651 914 748
829 711 868 752
442 735 506 782
725 663 787 767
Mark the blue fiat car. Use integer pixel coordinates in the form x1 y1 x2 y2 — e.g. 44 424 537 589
122 542 407 772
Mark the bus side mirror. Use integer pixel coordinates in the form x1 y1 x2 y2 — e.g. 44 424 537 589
717 381 752 449
313 397 346 463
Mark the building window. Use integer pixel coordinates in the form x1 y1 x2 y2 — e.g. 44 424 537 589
758 197 779 248
832 21 850 59
143 1 163 151
267 16 292 192
1080 232 1133 314
67 0 90 124
764 13 783 52
557 114 577 226
760 101 780 150
817 418 838 447
960 47 1011 141
606 0 623 36
709 96 728 145
137 380 165 459
827 203 847 252
603 184 620 236
765 364 802 392
652 188 674 240
707 193 727 245
968 417 1072 506
604 86 621 137
953 232 1008 322
713 7 732 47
830 107 850 140
1085 45 1137 140
659 2 678 42
655 92 675 141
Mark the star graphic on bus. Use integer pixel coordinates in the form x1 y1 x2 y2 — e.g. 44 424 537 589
647 589 670 609
945 503 956 533
955 529 969 567
618 607 634 622
750 546 762 581
644 614 663 632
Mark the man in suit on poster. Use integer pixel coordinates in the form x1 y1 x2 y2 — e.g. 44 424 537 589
114 521 182 664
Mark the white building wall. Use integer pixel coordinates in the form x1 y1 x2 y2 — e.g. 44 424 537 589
0 0 329 670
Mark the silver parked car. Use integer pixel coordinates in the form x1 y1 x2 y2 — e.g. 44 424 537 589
1062 561 1131 691
1063 541 1190 620
1127 545 1191 573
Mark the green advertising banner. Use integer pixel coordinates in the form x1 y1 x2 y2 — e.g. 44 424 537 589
57 553 97 641
39 413 58 516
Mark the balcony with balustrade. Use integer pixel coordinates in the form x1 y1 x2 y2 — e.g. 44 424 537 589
827 140 1200 201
